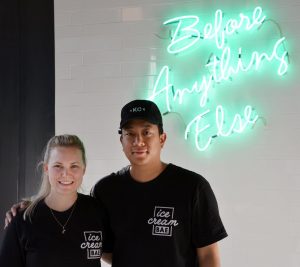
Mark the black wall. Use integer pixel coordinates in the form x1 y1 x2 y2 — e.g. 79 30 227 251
0 0 55 243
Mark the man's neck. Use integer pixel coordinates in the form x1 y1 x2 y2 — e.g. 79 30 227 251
130 161 167 183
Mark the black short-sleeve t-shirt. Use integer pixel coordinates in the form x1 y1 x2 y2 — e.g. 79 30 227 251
0 193 107 267
92 164 227 267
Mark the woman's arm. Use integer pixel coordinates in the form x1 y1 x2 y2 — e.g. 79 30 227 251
0 216 25 267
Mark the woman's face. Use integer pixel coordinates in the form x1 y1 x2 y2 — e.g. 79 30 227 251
44 146 86 197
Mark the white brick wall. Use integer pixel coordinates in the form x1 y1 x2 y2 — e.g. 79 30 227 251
55 0 300 266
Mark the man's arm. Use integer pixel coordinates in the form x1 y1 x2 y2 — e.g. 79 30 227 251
101 252 112 265
197 242 221 267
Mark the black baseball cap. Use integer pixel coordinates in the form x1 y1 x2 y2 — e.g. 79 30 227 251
119 99 163 129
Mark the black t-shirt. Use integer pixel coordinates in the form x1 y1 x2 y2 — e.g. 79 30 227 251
0 193 107 267
92 164 228 267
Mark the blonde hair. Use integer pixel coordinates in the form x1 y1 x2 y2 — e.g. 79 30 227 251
23 134 86 221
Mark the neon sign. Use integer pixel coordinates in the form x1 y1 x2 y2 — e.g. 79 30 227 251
184 105 258 151
163 6 266 53
148 6 289 151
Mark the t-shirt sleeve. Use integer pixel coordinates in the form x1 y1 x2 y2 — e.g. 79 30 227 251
0 216 25 267
192 181 228 248
90 180 114 253
90 180 100 199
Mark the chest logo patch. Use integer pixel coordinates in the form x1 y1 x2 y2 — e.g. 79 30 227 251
80 231 102 259
147 206 179 236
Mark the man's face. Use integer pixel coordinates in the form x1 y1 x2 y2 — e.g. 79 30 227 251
120 119 166 167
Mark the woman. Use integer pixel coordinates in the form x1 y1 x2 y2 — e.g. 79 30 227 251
0 135 107 267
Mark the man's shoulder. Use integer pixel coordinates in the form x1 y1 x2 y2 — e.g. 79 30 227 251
93 166 130 189
78 193 98 204
168 163 209 185
91 166 130 199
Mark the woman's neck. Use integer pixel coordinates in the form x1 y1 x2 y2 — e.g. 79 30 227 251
45 192 78 212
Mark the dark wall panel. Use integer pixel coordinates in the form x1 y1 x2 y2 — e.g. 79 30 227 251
0 0 55 243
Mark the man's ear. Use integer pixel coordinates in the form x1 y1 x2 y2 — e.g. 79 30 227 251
160 133 167 148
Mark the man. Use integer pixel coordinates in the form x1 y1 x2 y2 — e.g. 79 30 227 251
92 99 228 267
5 99 227 267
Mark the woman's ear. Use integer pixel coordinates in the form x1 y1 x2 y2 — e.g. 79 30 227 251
43 163 49 174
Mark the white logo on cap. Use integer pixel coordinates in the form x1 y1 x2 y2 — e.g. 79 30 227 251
130 107 146 112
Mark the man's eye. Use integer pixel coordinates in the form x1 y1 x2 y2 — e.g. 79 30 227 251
71 165 79 169
54 165 61 168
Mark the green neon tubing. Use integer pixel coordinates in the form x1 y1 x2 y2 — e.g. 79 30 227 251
206 37 288 82
216 105 258 137
184 110 212 151
164 15 200 54
182 106 258 151
164 6 266 54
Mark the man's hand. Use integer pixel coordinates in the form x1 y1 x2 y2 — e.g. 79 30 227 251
4 200 31 229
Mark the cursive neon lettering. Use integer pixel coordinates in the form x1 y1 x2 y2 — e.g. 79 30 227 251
148 6 289 152
216 105 258 137
164 16 200 54
164 6 266 53
185 110 212 151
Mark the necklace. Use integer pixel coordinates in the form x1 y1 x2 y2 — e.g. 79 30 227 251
49 199 77 234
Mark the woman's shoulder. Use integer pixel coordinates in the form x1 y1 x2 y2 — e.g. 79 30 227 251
6 207 29 233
